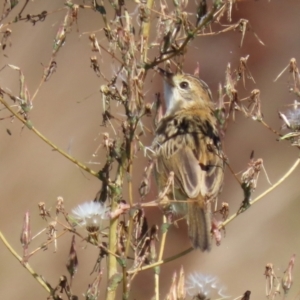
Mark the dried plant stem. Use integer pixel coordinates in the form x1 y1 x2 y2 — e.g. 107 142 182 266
158 216 167 261
0 231 52 295
125 214 133 256
128 164 133 207
122 265 128 300
127 247 193 275
106 165 124 300
106 219 119 300
221 155 300 229
155 215 168 300
56 221 121 258
145 0 225 70
259 119 282 137
28 229 68 257
127 156 300 277
31 72 46 101
154 272 159 300
125 148 134 256
225 160 242 185
123 150 133 299
106 220 119 300
141 0 154 64
0 96 98 178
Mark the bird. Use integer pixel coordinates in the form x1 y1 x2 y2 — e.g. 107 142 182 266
151 69 224 251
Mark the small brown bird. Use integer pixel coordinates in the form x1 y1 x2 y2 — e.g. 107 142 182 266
152 69 224 251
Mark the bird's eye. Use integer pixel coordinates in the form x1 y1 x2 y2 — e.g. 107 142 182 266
179 81 189 89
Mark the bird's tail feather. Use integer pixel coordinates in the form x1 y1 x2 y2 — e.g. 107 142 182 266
187 200 211 251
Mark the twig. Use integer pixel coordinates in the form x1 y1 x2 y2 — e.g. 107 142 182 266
0 96 99 178
220 156 300 229
0 231 53 295
127 247 193 275
144 0 225 70
258 119 282 137
141 0 154 64
127 156 300 276
17 0 30 17
124 145 134 289
28 229 68 257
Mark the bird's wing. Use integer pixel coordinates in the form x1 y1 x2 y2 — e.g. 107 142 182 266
153 112 224 199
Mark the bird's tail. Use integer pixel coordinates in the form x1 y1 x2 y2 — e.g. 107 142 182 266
187 199 211 251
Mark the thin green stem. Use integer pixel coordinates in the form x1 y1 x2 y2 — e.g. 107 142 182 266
0 231 53 295
0 96 98 178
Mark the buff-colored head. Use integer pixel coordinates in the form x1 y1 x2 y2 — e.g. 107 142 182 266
158 69 213 115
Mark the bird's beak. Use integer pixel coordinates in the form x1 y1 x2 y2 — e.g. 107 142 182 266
157 68 174 86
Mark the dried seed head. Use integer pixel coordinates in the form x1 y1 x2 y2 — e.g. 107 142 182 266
264 263 274 278
211 219 222 246
20 211 31 248
284 108 300 131
47 221 57 239
71 201 107 234
85 270 102 299
241 290 251 300
66 235 78 280
38 202 50 219
282 254 295 294
56 196 64 215
185 273 229 299
144 103 152 116
219 202 229 220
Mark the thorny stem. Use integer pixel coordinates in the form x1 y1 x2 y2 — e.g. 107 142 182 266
0 231 53 295
0 96 99 178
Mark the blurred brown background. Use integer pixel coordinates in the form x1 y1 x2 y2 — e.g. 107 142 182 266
1 0 300 299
